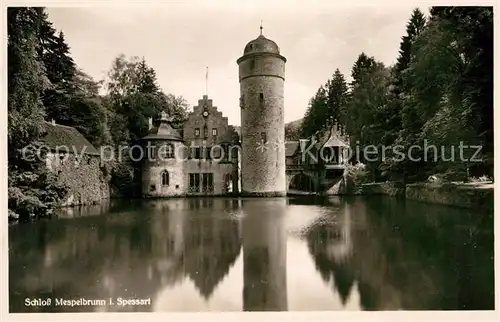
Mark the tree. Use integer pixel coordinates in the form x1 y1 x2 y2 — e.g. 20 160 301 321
300 86 328 139
103 54 189 196
345 60 391 180
325 69 349 131
350 52 376 87
393 8 427 95
7 7 68 220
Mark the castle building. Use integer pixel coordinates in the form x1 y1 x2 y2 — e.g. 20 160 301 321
42 120 109 207
237 28 287 196
140 96 240 198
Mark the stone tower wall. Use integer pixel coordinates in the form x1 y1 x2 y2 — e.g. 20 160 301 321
142 140 186 197
239 53 286 196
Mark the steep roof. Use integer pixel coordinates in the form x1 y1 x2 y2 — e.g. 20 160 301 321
323 135 348 148
141 111 183 141
41 121 100 155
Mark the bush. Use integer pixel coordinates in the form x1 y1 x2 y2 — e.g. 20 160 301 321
342 163 369 194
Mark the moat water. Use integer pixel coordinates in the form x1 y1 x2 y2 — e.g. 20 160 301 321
9 196 494 312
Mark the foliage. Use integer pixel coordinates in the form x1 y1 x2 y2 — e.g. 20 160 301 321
342 163 369 194
7 7 192 217
301 69 349 139
285 119 302 140
299 6 493 185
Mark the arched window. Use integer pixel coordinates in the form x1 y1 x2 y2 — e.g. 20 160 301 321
161 170 169 186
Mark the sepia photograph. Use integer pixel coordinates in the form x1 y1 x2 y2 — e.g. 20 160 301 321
3 0 496 317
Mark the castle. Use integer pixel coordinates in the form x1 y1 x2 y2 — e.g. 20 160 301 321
140 97 240 197
141 29 288 198
40 28 349 205
140 29 349 198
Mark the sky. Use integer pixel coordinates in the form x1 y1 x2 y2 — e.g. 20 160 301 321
46 1 430 126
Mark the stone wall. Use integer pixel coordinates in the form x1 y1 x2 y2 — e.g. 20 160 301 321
184 160 235 195
360 182 406 197
405 183 493 209
46 152 109 207
239 52 286 196
141 141 186 197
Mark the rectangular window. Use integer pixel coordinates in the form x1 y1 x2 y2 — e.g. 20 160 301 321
194 147 201 159
212 128 217 136
260 132 267 144
203 126 208 139
189 173 200 193
259 93 264 108
202 173 214 193
204 147 211 159
231 146 238 160
195 128 200 137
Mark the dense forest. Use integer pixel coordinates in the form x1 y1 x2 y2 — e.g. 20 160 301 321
296 7 493 184
7 8 189 219
7 7 494 219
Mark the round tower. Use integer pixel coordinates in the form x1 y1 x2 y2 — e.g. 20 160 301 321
237 28 287 196
140 111 185 197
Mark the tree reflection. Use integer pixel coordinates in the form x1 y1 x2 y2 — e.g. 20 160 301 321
306 201 355 306
306 196 494 310
9 199 243 312
183 200 241 300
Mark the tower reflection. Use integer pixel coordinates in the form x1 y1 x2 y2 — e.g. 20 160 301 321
241 198 288 311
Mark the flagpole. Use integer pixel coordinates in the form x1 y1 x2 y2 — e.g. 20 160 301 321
205 66 208 96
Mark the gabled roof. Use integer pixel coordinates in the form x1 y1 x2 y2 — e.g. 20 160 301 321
41 121 100 155
323 135 348 148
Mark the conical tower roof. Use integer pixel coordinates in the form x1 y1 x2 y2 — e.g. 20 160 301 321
141 111 183 141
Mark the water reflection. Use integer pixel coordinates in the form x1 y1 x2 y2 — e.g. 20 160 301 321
306 200 355 306
242 198 287 311
8 196 494 312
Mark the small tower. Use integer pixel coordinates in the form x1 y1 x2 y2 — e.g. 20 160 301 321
237 25 287 196
140 111 185 197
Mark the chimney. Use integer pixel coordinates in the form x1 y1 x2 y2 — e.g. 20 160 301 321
148 117 153 131
51 119 56 126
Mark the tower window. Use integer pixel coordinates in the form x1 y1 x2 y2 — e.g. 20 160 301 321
195 128 200 137
203 126 208 138
259 93 264 100
212 128 217 136
161 170 169 186
250 60 255 70
260 132 267 144
160 143 175 159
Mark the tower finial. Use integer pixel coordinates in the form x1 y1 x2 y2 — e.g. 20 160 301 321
260 20 263 35
205 66 208 96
